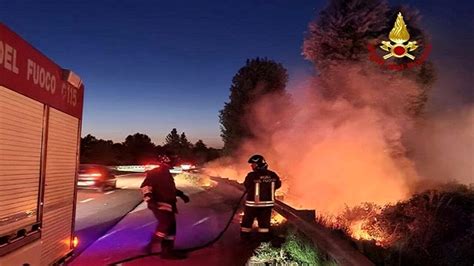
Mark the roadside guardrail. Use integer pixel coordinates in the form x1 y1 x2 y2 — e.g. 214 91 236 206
211 176 374 266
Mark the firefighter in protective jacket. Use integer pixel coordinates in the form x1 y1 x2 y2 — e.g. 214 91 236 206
140 156 190 259
241 154 281 241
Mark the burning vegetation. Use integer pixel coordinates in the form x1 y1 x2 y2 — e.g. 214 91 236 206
208 0 473 265
270 211 287 227
351 184 473 265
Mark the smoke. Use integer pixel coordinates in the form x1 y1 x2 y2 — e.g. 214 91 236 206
409 106 474 186
206 62 472 215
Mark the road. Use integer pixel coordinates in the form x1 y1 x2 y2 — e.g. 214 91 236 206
69 176 253 266
73 173 145 256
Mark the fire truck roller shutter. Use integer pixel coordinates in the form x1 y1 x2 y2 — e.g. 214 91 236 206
0 85 44 236
41 108 79 265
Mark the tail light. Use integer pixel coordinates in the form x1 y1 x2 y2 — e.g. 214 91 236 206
73 236 79 248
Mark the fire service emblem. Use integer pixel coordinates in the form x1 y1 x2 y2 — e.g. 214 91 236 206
380 12 418 60
368 12 431 70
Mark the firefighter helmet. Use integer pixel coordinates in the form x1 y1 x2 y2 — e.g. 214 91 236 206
248 154 268 169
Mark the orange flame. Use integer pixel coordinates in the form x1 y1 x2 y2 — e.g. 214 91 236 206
348 219 389 247
205 71 419 216
350 221 374 240
198 176 216 188
271 211 287 226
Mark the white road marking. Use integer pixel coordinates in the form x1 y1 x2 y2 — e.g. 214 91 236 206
136 221 156 229
98 230 119 240
192 217 210 227
105 191 115 195
80 198 94 203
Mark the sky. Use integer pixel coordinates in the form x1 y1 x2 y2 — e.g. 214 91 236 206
1 0 472 148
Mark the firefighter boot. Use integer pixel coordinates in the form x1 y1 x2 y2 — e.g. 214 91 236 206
160 240 186 260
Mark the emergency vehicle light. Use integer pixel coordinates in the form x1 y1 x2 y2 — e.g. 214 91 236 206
73 236 79 248
63 69 82 88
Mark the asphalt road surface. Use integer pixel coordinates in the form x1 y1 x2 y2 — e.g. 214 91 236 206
69 176 251 265
73 173 145 257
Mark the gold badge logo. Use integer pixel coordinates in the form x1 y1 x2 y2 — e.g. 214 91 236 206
380 12 418 60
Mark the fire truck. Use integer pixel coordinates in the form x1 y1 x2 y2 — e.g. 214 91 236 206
0 23 84 265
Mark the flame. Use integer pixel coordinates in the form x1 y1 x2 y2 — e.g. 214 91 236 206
271 211 287 226
236 210 287 226
349 219 389 247
389 12 410 44
206 66 420 216
199 176 216 188
204 159 248 183
350 220 374 240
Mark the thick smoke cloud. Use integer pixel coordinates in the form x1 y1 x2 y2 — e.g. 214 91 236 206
207 62 472 215
409 107 474 187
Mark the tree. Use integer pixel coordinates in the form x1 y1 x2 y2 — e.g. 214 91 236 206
205 148 222 162
112 142 126 165
219 57 288 153
303 0 390 69
191 140 221 164
165 128 181 151
123 133 156 164
192 140 208 164
80 134 97 163
180 132 192 150
80 134 119 165
194 139 207 151
163 129 195 160
80 131 220 166
303 0 435 116
179 132 193 160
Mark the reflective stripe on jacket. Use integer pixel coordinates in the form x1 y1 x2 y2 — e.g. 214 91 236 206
140 165 181 213
244 169 281 207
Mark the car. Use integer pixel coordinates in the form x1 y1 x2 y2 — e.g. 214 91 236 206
77 164 117 192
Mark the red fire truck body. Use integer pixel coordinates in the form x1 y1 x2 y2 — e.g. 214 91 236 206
0 23 84 265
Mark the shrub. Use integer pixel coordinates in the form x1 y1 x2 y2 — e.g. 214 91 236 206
248 229 336 265
283 231 320 265
338 183 474 266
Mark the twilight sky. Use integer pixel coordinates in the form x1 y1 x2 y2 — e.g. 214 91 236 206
1 0 472 147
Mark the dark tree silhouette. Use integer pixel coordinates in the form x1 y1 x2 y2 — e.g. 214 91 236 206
303 0 435 116
219 57 288 153
80 132 219 165
80 134 116 165
165 128 181 151
123 133 156 164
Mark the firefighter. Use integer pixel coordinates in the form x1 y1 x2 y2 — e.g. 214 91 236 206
241 154 281 241
140 155 190 259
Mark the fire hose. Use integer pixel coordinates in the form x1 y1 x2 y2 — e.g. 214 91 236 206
108 190 248 265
